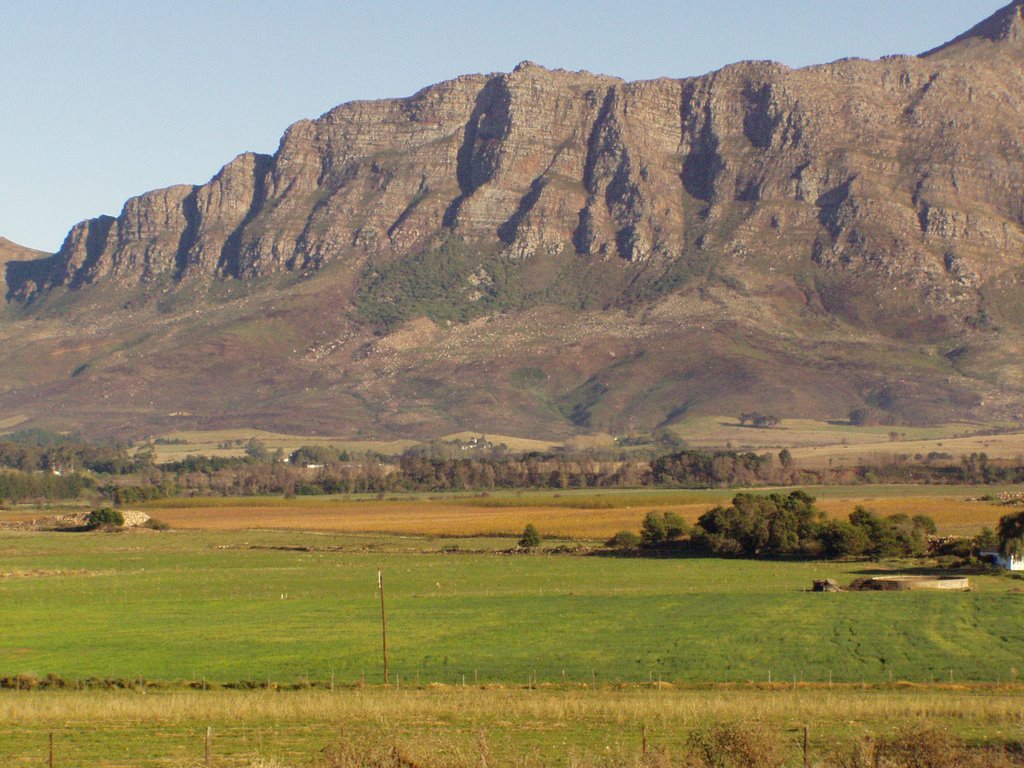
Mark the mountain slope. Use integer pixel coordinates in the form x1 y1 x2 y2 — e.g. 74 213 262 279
3 3 1024 439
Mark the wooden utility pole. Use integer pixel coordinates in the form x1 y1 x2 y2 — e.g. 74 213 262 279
378 569 389 685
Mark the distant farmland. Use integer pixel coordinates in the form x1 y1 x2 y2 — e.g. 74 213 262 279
137 486 1017 538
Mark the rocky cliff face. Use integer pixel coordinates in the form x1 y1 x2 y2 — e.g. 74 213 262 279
15 3 1024 320
3 3 1024 437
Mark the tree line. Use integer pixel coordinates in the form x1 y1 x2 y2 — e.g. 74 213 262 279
2 430 1024 504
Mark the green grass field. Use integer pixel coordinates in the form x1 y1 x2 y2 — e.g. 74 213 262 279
5 527 1024 765
4 529 1023 686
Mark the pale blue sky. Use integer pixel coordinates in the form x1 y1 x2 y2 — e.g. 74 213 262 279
0 1 1006 252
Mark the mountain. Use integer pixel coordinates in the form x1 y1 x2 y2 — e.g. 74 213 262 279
4 3 1024 439
0 237 50 267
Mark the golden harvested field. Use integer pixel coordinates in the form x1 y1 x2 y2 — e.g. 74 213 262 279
147 493 1011 539
151 500 665 538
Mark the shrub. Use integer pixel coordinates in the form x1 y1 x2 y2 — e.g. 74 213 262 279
663 511 689 540
606 530 641 549
641 511 667 545
518 523 541 549
686 721 786 768
882 724 965 768
143 517 170 531
974 526 999 553
86 507 124 529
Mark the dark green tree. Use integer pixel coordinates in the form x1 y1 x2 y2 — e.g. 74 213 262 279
640 511 667 545
997 511 1024 556
848 408 871 426
818 520 870 558
518 523 541 549
663 511 688 540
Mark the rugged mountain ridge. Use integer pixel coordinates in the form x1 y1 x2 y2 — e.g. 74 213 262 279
3 3 1024 438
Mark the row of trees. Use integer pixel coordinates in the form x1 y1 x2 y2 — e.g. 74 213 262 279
3 428 1024 504
0 469 93 501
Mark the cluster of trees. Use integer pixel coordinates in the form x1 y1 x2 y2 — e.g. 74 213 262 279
737 412 781 428
610 492 945 561
0 470 93 501
692 491 824 556
0 430 147 474
816 507 936 559
650 450 782 487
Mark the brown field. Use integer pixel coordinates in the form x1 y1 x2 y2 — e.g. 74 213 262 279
792 432 1024 468
675 416 1024 464
145 494 1007 539
150 428 420 463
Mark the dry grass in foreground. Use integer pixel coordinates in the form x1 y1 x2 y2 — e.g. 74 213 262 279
5 688 1024 767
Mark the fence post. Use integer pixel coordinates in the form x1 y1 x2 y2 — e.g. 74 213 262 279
205 726 212 768
803 725 810 768
49 731 54 768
